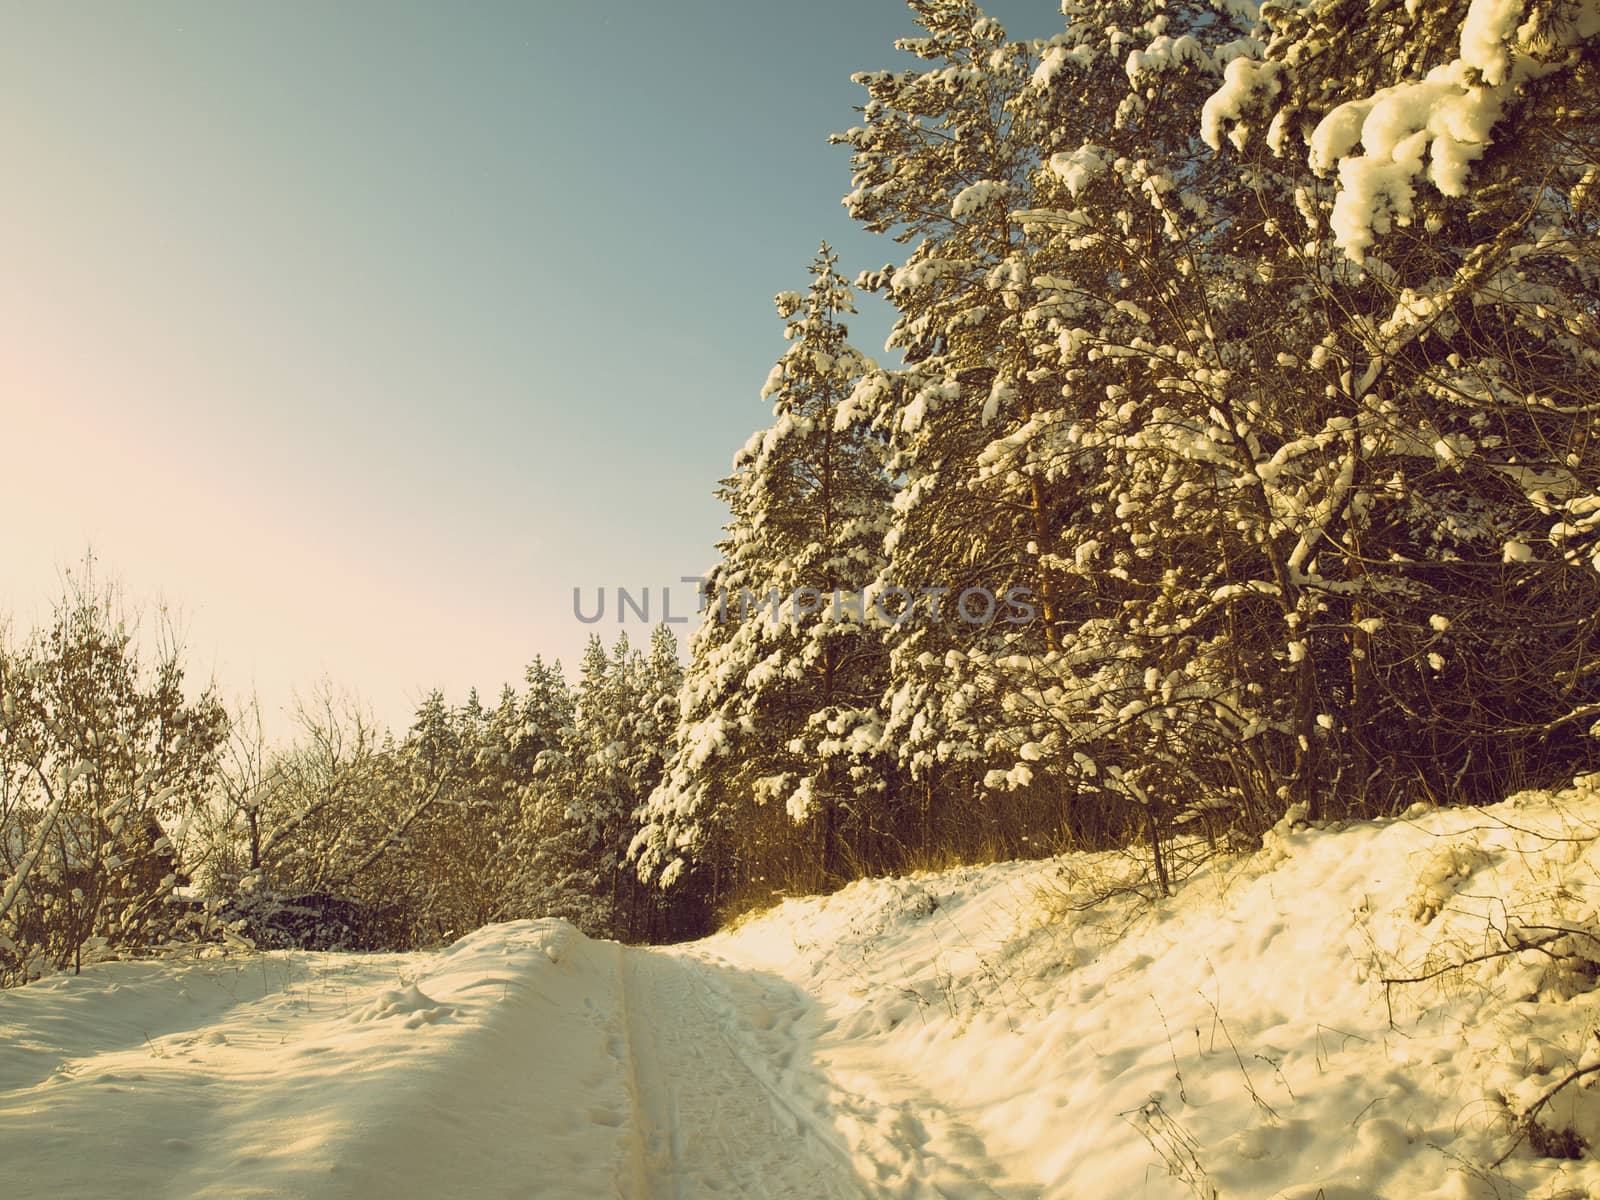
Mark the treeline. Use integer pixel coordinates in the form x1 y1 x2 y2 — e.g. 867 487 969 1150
1 576 700 985
192 626 697 954
631 0 1600 909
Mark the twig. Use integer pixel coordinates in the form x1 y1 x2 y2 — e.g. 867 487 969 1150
1152 995 1188 1105
1200 992 1280 1123
1490 1029 1600 1168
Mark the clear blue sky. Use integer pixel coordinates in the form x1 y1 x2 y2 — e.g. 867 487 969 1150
0 0 1060 739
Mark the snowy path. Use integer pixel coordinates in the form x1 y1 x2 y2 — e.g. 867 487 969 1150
0 921 1029 1199
614 946 858 1198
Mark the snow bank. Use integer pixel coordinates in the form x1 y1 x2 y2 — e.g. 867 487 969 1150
712 779 1600 1198
0 920 636 1200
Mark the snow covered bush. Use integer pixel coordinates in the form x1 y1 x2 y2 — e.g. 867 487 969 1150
0 567 226 985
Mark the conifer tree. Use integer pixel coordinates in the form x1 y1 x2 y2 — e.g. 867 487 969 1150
635 246 893 900
829 3 1080 854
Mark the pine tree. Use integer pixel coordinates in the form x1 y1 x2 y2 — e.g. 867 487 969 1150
1002 0 1334 857
634 246 893 902
829 2 1089 857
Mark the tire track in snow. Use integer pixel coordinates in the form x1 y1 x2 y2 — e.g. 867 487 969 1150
615 946 867 1198
615 943 683 1200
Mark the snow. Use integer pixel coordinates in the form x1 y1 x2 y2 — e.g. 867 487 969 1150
1201 0 1600 256
9 785 1600 1196
950 179 1011 219
1046 143 1109 197
1291 0 1594 257
1310 74 1505 259
1200 56 1281 152
1032 44 1095 89
1458 0 1527 87
1125 34 1206 84
0 921 867 1199
714 784 1600 1197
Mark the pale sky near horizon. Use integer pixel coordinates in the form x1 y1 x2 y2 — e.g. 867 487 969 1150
0 0 1060 741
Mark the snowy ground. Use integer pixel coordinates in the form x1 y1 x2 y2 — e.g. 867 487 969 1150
8 782 1600 1198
